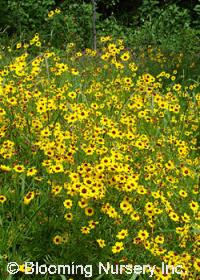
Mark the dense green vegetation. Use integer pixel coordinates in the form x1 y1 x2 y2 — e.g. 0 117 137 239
0 0 200 49
0 1 199 280
1 0 200 80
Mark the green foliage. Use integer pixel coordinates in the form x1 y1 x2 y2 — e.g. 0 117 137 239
138 2 191 38
1 0 55 34
96 16 128 42
138 0 160 23
194 0 200 15
126 2 200 59
194 0 200 28
98 0 120 9
45 2 94 49
0 0 200 58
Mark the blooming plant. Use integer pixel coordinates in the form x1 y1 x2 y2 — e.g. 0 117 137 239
0 35 199 279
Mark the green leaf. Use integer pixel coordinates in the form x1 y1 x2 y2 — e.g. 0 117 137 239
129 273 139 280
94 273 106 280
60 275 67 280
6 276 13 280
192 227 200 234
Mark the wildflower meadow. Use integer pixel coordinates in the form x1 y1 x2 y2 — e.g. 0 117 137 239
0 11 200 280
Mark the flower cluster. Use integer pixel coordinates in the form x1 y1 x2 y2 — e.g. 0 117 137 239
0 36 199 278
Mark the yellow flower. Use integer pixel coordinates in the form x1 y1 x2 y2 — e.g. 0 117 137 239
130 211 140 221
13 164 25 173
169 211 179 222
62 233 69 243
173 83 181 91
181 166 191 176
0 108 6 116
116 229 128 240
51 185 62 195
71 68 79 75
138 230 149 240
120 51 130 61
53 235 62 245
35 41 41 47
193 258 200 272
55 8 61 14
63 199 73 209
78 199 88 208
85 207 94 216
23 191 35 205
189 201 199 212
64 212 73 221
81 226 90 234
100 36 111 42
179 189 188 198
96 239 106 248
19 264 26 273
112 242 124 254
16 43 22 49
88 220 99 229
155 235 164 244
27 167 37 176
68 91 77 99
0 195 7 204
48 10 54 18
52 164 64 173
